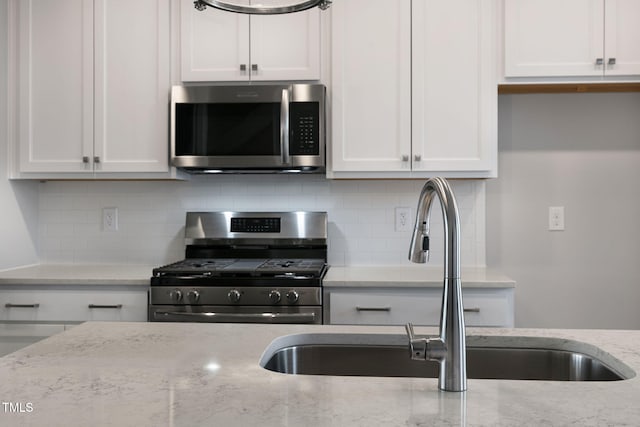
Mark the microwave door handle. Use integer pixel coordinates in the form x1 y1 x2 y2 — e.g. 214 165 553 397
280 87 291 165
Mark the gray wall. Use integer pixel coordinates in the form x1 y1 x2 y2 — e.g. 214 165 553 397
0 0 39 270
487 92 640 329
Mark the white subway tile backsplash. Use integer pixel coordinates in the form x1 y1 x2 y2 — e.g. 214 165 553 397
37 176 486 267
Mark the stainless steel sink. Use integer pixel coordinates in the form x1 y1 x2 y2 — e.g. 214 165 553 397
260 334 635 381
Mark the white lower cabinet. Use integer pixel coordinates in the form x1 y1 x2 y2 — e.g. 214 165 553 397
0 287 148 323
0 324 65 357
0 286 148 356
325 288 514 327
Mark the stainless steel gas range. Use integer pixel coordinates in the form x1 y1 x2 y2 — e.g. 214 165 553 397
148 211 328 324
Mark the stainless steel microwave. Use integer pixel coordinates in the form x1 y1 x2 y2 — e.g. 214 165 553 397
171 84 326 173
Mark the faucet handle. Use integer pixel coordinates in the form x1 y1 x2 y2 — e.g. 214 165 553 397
405 323 428 360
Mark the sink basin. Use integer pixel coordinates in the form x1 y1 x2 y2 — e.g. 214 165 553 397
260 333 635 381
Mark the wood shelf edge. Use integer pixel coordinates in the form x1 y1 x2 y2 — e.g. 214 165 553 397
498 82 640 94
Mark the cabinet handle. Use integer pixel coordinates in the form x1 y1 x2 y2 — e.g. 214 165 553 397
251 64 258 71
355 306 391 312
401 155 409 162
93 156 100 164
88 304 123 309
595 58 604 66
240 64 247 71
608 58 616 66
5 303 40 308
82 156 90 164
464 307 480 313
414 154 422 162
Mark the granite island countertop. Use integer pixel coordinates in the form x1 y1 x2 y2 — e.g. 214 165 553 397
0 322 638 426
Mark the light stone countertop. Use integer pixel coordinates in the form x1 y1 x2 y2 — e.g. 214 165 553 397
0 322 638 426
324 265 516 288
0 264 154 286
0 264 514 289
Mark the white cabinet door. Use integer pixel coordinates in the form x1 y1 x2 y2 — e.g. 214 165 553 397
412 0 497 174
604 0 640 76
504 0 604 78
180 0 320 82
180 0 250 81
250 6 320 81
16 0 94 173
94 0 170 173
330 0 411 172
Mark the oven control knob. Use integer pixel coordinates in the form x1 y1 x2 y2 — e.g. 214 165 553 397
228 289 241 303
187 290 200 303
268 290 281 304
286 290 299 304
169 289 183 302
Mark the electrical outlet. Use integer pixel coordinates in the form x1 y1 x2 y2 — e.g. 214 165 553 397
103 207 118 232
395 207 412 232
548 206 565 231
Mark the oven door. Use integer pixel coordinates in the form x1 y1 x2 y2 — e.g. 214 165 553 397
149 305 322 324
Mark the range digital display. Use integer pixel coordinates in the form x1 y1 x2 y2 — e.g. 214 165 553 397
230 217 281 233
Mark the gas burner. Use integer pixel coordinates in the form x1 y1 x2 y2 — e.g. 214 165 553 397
183 259 232 269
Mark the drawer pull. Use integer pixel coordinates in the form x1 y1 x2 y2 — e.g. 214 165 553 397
5 303 40 308
88 304 123 309
464 307 480 313
355 306 391 312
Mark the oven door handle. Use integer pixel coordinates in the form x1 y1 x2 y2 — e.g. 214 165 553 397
280 86 291 166
153 311 317 324
273 274 314 280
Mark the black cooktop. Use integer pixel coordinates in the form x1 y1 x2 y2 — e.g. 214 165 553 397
153 258 327 277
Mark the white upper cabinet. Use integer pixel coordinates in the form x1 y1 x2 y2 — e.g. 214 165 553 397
603 0 640 76
181 0 321 82
330 0 411 173
15 0 94 174
10 0 172 178
412 0 497 174
504 0 640 79
93 0 171 173
329 0 497 178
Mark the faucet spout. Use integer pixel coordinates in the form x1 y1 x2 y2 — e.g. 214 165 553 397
407 177 466 392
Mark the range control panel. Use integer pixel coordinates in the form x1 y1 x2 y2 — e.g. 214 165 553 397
230 217 281 233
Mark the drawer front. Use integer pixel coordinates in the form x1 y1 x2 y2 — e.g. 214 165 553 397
0 289 148 322
462 289 514 327
328 292 441 326
327 288 514 327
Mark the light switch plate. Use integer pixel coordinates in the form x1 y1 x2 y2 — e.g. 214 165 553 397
548 206 565 231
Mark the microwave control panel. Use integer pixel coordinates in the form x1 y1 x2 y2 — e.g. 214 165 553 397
289 102 320 156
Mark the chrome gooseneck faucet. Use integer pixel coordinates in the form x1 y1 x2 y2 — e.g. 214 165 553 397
405 177 467 392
